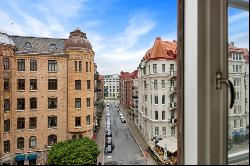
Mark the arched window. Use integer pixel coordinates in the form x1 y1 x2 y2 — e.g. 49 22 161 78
17 137 24 149
154 80 158 89
48 134 57 146
29 136 36 148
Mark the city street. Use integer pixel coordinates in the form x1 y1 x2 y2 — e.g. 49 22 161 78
104 101 146 165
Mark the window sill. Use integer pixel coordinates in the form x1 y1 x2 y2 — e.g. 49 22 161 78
48 90 58 92
75 108 82 110
18 90 25 92
86 125 91 127
48 108 57 110
17 129 25 131
4 131 10 134
30 90 37 92
48 71 57 73
48 127 57 129
29 128 37 131
17 110 25 112
75 126 82 128
30 109 37 111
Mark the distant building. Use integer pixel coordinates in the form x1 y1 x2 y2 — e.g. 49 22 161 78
103 74 119 99
228 42 249 140
0 28 95 164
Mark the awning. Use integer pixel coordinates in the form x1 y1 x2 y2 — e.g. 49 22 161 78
15 154 26 161
27 153 37 160
156 136 177 153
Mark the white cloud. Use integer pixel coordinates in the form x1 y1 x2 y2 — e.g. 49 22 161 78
229 11 248 24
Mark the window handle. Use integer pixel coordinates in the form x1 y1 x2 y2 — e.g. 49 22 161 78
216 72 236 108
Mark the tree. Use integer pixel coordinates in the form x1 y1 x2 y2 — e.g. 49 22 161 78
48 137 100 165
94 100 106 113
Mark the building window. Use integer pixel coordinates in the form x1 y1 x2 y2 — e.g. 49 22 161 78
162 95 165 104
30 97 37 109
234 119 237 128
75 117 81 127
145 108 147 116
18 59 25 71
17 118 25 130
148 65 151 74
79 61 82 72
48 79 57 90
29 117 37 129
154 80 158 90
144 81 147 89
87 80 91 90
3 58 10 70
4 99 10 112
170 64 174 71
155 127 159 136
75 98 81 108
48 134 57 146
17 79 25 90
171 127 175 135
48 60 57 71
153 64 157 73
48 116 57 128
48 98 57 109
87 98 91 107
234 105 237 114
4 140 10 153
86 62 89 72
162 80 166 88
17 98 25 110
30 60 37 71
17 137 24 150
162 64 165 72
143 67 146 75
145 95 147 102
155 96 158 104
4 79 10 91
240 119 243 127
75 80 81 90
170 110 175 119
162 127 166 135
30 79 37 90
4 119 10 132
75 61 77 71
90 62 91 72
162 111 166 120
86 115 91 125
29 136 36 148
155 111 158 120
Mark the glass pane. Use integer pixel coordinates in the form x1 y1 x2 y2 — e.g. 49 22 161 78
228 4 249 165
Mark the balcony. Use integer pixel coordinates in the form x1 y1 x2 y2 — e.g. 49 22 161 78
169 70 177 79
169 102 177 111
169 118 177 126
169 86 177 96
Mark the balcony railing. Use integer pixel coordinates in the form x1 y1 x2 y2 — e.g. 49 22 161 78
169 86 177 95
169 102 177 110
132 95 138 99
169 118 177 126
169 70 177 79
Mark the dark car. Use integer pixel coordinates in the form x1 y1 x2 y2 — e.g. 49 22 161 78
106 130 112 137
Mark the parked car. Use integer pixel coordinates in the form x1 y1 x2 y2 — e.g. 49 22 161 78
118 112 123 116
106 130 112 137
106 137 112 145
106 103 110 106
105 145 112 153
121 117 126 123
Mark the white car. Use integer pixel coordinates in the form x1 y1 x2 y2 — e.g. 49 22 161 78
118 112 123 116
121 117 126 123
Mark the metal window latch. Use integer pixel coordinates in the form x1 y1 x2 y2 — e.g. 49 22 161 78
216 72 236 108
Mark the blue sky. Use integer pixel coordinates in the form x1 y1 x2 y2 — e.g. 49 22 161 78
0 0 248 74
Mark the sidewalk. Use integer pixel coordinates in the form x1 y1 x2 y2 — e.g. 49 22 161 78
95 110 105 164
120 106 158 165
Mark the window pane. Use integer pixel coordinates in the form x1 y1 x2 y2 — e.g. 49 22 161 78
228 6 249 165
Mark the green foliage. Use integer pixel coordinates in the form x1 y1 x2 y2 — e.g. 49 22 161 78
94 100 105 111
48 137 100 165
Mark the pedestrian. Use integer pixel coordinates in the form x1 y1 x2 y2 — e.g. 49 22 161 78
98 162 102 165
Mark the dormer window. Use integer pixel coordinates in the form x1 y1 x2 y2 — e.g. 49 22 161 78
50 44 57 52
24 42 32 50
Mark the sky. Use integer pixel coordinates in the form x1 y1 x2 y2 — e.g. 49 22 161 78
0 0 249 75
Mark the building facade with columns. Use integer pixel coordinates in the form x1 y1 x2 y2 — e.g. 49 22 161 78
0 28 95 164
136 37 177 147
103 74 119 100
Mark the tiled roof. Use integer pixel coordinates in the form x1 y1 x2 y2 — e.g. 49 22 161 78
228 44 249 62
131 70 138 79
11 36 66 54
143 37 177 61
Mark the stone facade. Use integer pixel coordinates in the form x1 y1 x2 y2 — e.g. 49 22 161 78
103 74 119 99
0 28 95 164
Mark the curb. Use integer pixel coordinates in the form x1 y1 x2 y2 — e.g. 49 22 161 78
120 107 147 160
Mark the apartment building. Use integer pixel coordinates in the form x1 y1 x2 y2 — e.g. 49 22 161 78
0 28 95 164
228 42 249 140
136 37 177 148
103 74 119 99
119 71 133 109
